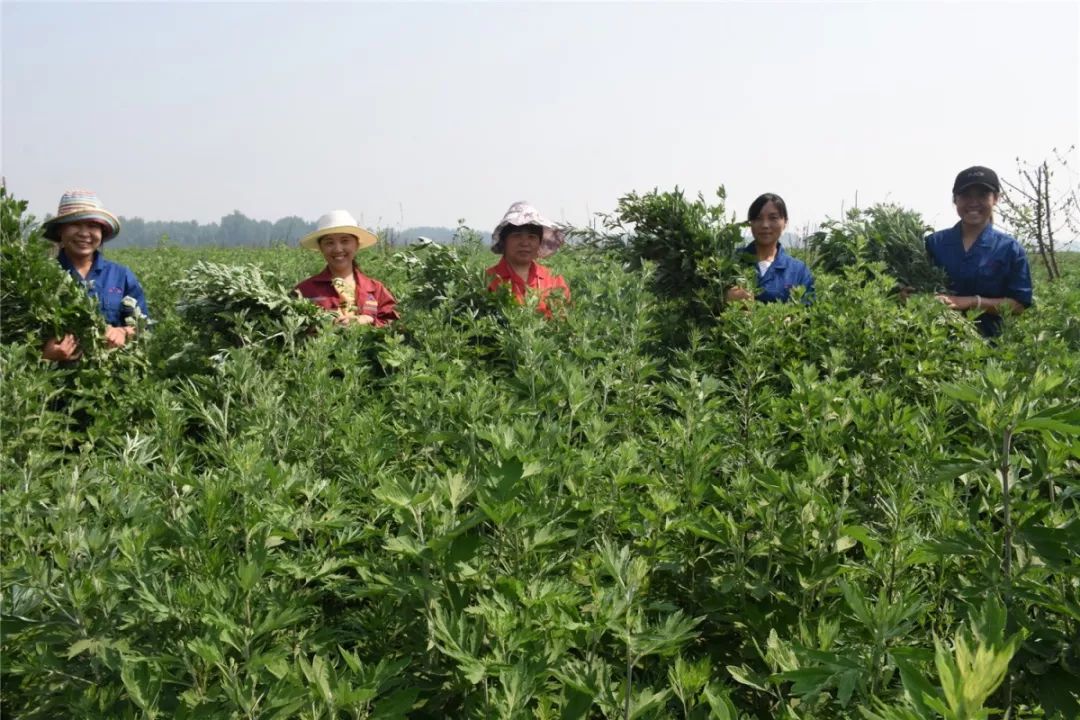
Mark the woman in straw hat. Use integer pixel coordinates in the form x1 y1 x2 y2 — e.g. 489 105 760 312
925 165 1033 337
486 201 570 318
294 210 398 327
41 189 149 362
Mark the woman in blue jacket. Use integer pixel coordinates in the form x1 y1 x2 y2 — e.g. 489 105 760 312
40 190 149 362
924 166 1033 337
725 193 814 304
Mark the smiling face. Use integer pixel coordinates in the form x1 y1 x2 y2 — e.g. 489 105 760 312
318 233 360 272
749 201 787 247
502 226 542 267
57 221 104 262
953 186 998 229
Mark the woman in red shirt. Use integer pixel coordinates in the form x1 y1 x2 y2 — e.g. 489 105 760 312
486 201 569 317
294 210 398 327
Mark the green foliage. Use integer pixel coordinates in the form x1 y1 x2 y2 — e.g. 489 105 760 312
807 204 948 292
171 259 326 363
0 186 107 356
582 187 747 346
396 237 504 316
862 599 1026 720
2 187 1079 719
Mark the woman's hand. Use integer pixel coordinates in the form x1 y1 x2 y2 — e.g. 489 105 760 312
725 286 755 303
935 294 977 312
104 325 134 348
335 312 374 326
42 335 81 362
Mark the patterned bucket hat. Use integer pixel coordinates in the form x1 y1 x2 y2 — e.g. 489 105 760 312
42 189 121 241
491 201 566 258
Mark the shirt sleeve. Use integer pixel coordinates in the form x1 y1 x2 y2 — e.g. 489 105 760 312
553 275 570 302
800 265 815 304
373 282 399 327
124 268 151 323
1005 241 1034 307
924 234 938 265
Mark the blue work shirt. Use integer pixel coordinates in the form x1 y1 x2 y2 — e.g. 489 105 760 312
739 243 815 303
58 250 150 327
925 223 1032 336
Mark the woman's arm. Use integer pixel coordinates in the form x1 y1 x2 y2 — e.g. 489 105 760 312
373 283 399 327
935 294 1025 315
799 265 815 304
124 269 151 323
1004 242 1034 310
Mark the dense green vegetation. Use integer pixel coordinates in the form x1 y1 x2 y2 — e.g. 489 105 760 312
2 188 1078 719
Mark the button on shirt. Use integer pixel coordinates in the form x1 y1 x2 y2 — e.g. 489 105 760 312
58 250 150 327
739 243 815 303
925 223 1033 336
925 223 1033 303
485 257 571 318
293 265 399 327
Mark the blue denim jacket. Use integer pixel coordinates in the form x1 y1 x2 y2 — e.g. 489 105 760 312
925 223 1032 336
58 250 150 326
740 243 815 304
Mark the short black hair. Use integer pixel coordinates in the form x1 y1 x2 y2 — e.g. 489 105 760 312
747 193 788 222
500 223 543 243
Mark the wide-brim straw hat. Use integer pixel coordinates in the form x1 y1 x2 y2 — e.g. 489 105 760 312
42 189 121 241
492 201 565 258
299 210 378 251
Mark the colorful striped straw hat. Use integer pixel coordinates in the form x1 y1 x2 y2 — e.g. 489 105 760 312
42 189 121 241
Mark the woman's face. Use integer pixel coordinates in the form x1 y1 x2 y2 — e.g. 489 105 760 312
58 221 104 261
318 233 359 270
954 186 998 228
503 227 542 266
750 201 787 246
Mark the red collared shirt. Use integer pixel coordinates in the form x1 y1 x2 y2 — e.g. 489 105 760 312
485 257 570 317
294 265 399 327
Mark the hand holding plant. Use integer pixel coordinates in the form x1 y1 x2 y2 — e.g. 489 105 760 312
725 285 754 303
104 325 131 348
41 333 81 361
335 312 374 327
936 294 978 312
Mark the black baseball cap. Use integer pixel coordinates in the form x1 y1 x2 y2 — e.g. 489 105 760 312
953 166 1000 194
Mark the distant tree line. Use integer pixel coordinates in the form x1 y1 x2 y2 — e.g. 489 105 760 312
107 210 476 248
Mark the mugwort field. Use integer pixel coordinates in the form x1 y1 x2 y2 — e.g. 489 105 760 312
2 188 1078 719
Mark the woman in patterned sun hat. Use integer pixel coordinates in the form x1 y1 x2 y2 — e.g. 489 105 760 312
40 189 149 362
486 201 570 318
294 210 398 327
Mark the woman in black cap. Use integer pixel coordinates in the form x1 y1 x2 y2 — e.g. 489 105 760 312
924 166 1033 337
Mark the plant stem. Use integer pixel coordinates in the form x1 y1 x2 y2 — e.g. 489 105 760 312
1000 425 1014 717
1000 426 1013 585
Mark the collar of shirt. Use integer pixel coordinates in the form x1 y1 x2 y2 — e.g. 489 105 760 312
57 249 105 283
947 221 998 252
308 264 379 294
741 242 790 271
493 257 547 286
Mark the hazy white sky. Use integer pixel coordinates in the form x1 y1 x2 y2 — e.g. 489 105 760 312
3 1 1078 236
